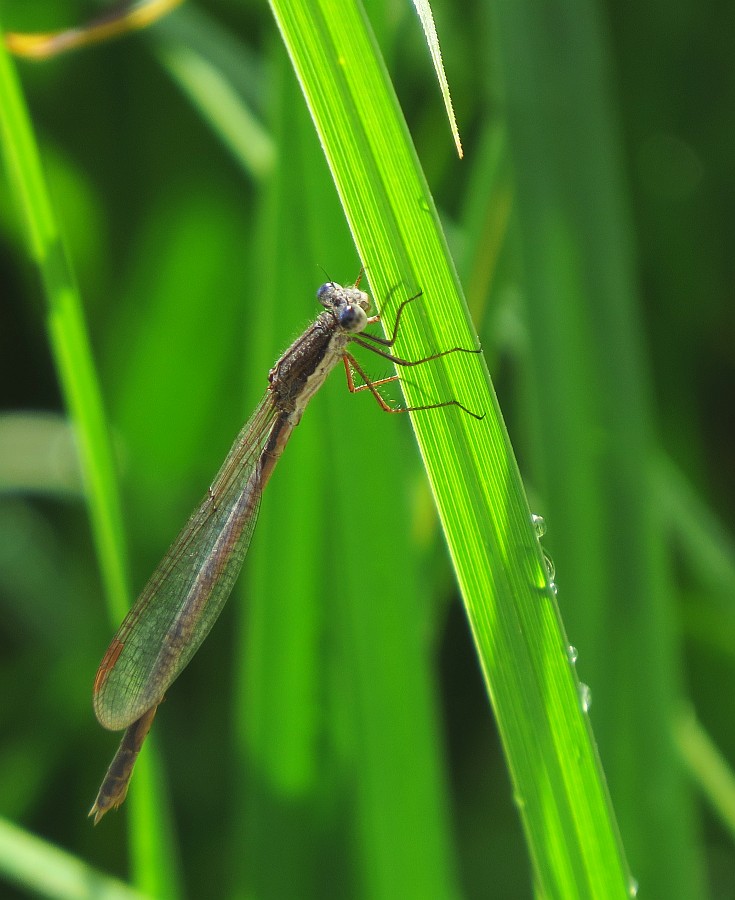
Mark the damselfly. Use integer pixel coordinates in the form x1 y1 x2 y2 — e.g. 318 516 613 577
90 279 481 823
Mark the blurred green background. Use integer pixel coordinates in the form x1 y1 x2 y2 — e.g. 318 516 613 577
0 0 733 897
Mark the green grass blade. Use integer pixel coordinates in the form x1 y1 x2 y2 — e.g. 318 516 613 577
0 816 151 900
153 3 275 181
675 710 735 842
0 22 179 898
268 0 631 894
410 0 463 158
0 22 129 626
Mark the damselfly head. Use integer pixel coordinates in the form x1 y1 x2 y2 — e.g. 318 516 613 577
316 282 370 333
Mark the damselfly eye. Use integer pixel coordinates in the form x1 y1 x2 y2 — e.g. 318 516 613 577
317 282 339 307
339 303 368 332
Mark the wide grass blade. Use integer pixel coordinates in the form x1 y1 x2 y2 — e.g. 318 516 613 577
268 0 631 894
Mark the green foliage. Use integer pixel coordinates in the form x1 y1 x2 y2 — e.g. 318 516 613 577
0 0 732 898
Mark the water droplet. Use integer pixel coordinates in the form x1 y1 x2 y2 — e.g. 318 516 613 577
543 552 555 580
548 581 558 597
567 645 578 665
578 682 592 712
531 513 546 538
628 876 639 897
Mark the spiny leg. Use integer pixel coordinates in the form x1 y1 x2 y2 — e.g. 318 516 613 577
351 337 483 369
342 356 400 412
343 353 483 419
360 290 482 372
